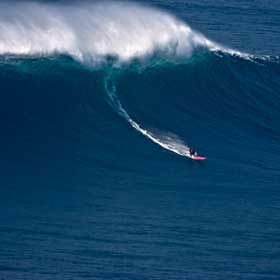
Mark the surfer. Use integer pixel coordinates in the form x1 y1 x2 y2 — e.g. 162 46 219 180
189 148 196 156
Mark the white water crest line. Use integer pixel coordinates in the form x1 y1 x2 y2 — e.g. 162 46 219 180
0 1 270 65
104 75 191 158
0 0 252 64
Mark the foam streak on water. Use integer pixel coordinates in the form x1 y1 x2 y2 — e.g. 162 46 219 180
104 75 191 158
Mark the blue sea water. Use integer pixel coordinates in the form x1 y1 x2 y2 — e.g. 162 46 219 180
0 1 280 279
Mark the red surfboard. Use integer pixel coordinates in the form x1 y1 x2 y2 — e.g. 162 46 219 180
190 155 206 161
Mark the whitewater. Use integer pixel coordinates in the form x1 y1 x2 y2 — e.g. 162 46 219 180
0 1 219 62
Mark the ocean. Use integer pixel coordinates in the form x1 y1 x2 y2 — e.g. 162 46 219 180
0 1 280 279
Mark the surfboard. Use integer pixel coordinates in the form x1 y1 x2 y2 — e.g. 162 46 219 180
189 155 206 161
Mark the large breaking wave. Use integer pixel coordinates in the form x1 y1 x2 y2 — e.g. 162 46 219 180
0 1 279 161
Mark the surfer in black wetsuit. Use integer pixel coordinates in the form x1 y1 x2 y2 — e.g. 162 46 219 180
189 148 195 156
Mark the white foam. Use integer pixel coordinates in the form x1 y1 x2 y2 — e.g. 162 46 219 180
104 75 192 158
0 1 219 63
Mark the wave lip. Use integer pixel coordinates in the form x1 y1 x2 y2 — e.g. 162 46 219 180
0 1 219 63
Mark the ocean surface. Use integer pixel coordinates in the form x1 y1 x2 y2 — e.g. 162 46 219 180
0 1 280 279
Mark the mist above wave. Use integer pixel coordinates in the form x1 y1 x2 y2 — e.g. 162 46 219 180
0 1 218 63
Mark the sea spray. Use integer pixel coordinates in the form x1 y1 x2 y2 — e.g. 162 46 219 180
0 1 216 63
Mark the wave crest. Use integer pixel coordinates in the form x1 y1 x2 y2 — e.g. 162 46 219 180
0 1 217 63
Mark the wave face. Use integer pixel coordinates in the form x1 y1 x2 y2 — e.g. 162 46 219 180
1 1 280 280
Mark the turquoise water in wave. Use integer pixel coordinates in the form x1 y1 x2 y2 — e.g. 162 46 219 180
0 1 280 279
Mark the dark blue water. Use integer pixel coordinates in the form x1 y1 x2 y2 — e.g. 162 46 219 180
0 1 280 279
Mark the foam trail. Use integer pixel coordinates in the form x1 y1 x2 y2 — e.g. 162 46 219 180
104 76 191 158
